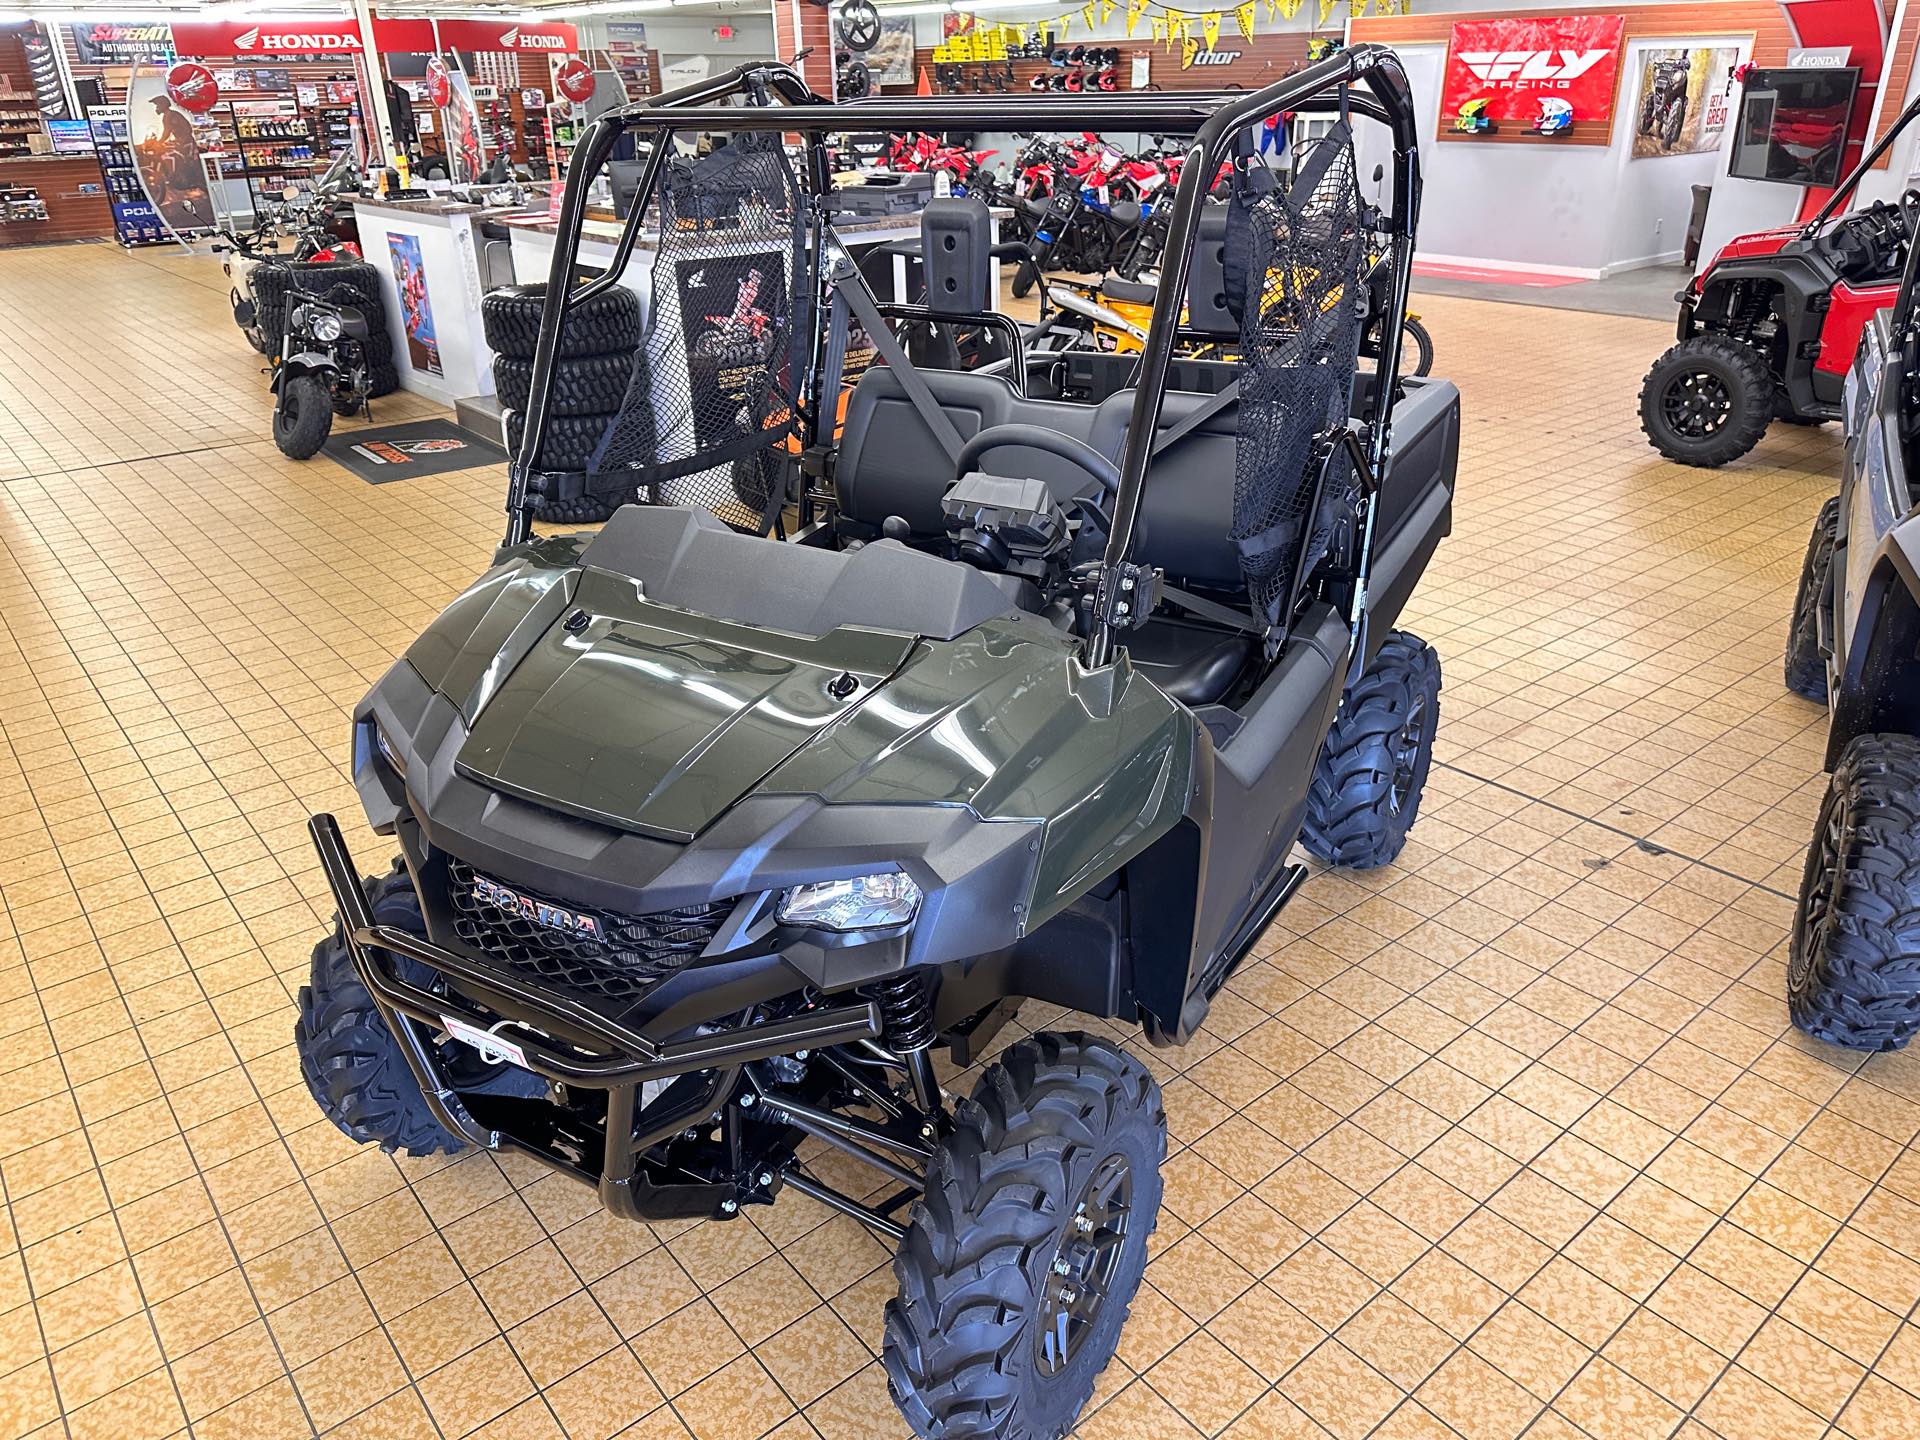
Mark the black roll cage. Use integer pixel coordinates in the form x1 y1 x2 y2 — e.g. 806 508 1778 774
505 43 1423 671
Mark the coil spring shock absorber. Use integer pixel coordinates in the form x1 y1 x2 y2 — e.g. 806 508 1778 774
875 971 942 1122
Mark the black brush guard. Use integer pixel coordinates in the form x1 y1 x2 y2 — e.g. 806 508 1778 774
310 814 884 1220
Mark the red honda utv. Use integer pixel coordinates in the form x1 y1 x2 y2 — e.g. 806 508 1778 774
1640 94 1920 468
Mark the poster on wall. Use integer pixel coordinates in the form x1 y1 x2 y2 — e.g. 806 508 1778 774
1631 47 1740 158
441 69 487 184
1440 14 1626 129
387 232 443 376
868 20 917 85
607 21 654 99
124 64 218 238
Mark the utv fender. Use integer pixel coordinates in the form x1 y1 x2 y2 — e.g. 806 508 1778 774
1692 255 1829 414
1829 549 1920 769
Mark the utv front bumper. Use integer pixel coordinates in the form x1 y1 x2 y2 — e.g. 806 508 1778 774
310 812 885 1220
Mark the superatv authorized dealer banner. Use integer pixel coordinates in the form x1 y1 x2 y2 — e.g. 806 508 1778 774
1441 14 1626 126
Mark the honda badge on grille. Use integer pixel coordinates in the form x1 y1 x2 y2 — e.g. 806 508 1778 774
472 874 603 939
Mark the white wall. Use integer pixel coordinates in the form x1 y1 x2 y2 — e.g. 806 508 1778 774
1359 33 1760 276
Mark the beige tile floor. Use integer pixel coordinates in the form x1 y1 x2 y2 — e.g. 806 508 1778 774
0 239 1914 1440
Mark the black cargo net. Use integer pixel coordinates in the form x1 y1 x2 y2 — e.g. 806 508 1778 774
584 134 814 531
1230 120 1365 628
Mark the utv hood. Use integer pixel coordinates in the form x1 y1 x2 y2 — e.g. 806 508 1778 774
455 567 917 842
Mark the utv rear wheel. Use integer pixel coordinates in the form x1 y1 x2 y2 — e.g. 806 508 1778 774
1789 735 1920 1051
884 1033 1165 1440
1639 333 1773 467
1302 631 1441 870
1785 496 1839 702
297 861 465 1157
273 375 333 460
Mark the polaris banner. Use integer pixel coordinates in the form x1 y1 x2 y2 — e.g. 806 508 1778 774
1440 14 1626 127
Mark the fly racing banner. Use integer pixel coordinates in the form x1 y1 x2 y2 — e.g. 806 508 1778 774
1440 14 1626 127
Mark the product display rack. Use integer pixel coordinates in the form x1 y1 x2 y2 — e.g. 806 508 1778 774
227 98 318 205
0 90 40 158
84 105 168 247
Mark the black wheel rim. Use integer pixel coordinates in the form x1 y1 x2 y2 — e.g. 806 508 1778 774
1388 692 1428 816
1794 794 1847 994
1034 1153 1132 1377
1661 369 1732 440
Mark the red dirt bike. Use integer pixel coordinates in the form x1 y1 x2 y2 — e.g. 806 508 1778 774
693 268 777 365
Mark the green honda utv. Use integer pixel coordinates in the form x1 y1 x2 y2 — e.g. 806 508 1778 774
298 46 1458 1440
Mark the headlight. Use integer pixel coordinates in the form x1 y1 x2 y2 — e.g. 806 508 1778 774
309 309 343 342
777 872 922 932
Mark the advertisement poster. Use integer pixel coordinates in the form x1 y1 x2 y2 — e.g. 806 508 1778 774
388 232 443 375
607 21 654 100
676 250 787 449
124 64 217 237
1440 14 1626 127
869 20 917 86
1632 47 1740 158
68 21 174 65
442 69 487 184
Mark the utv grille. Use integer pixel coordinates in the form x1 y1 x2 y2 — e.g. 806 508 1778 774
444 859 729 1002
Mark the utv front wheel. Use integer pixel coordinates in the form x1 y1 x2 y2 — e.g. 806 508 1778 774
1785 496 1839 702
884 1033 1165 1440
297 861 465 1157
1639 334 1773 467
274 374 333 461
1302 631 1441 869
1790 735 1920 1051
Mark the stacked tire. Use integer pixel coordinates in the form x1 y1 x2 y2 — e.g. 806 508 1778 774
252 258 399 398
483 283 642 524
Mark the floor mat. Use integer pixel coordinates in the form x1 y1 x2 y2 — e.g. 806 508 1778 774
323 418 506 482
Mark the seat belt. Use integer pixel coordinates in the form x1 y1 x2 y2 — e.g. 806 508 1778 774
1150 379 1240 462
828 257 966 467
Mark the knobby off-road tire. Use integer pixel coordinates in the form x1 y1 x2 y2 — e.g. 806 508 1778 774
297 861 465 1156
1302 631 1441 869
504 408 609 476
1790 734 1920 1051
481 282 641 360
272 375 333 461
1785 496 1839 702
254 259 384 343
493 351 635 415
884 1033 1166 1440
1639 333 1774 468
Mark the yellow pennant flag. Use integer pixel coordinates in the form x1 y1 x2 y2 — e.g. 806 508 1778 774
1236 0 1257 40
1057 12 1070 35
1180 34 1200 67
1100 0 1115 21
1201 10 1220 47
1151 14 1168 41
1083 2 1097 30
1277 0 1301 17
1126 0 1148 33
1350 0 1366 15
1316 0 1333 23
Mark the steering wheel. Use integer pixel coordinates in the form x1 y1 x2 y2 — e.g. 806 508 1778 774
954 424 1122 496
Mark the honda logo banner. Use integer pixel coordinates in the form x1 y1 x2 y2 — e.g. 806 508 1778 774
430 20 579 53
167 20 370 56
1440 14 1626 128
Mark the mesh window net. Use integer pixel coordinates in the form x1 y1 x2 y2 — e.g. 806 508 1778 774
1230 120 1366 629
576 133 814 530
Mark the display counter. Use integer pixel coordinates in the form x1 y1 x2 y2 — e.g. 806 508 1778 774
353 195 1008 407
0 154 113 247
352 196 504 407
